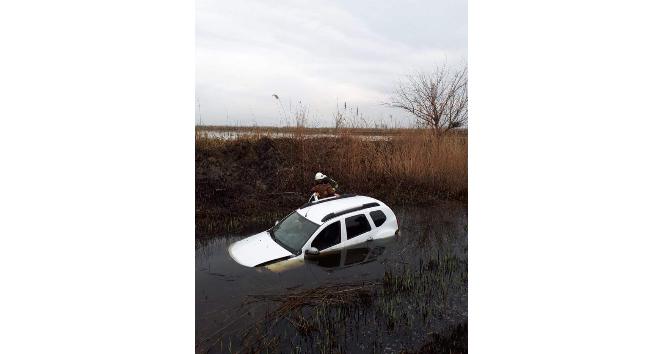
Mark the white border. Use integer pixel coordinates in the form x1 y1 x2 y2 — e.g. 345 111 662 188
470 0 664 352
0 0 194 353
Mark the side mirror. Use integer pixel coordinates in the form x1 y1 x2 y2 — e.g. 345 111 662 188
304 247 320 257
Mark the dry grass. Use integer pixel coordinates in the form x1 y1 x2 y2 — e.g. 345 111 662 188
195 127 467 236
328 131 467 199
238 282 377 353
245 281 377 314
196 127 466 199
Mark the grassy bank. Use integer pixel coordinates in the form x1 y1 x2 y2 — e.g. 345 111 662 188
195 130 467 237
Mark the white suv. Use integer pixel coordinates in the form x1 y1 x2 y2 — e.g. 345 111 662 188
228 195 399 267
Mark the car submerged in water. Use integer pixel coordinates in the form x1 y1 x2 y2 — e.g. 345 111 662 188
228 194 399 267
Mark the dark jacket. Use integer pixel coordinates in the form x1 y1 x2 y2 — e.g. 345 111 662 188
311 183 336 198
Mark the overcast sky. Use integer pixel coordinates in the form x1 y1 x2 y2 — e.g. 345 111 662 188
196 0 467 127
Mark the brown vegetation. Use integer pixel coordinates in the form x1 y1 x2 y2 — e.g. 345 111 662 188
196 129 467 236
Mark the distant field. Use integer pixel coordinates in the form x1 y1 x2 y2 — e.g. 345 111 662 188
196 125 467 139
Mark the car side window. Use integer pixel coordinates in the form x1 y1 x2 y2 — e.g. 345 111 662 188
345 214 371 239
311 221 341 250
369 210 387 227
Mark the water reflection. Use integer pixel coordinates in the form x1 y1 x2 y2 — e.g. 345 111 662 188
265 238 391 273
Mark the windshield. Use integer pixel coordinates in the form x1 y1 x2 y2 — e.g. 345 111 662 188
272 212 319 253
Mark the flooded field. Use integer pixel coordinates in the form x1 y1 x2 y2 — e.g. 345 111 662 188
196 201 467 353
198 130 391 141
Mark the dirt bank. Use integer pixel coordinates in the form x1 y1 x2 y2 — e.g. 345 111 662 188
196 134 467 237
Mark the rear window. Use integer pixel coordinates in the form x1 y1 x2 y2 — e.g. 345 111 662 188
311 221 341 250
370 210 387 227
345 214 371 239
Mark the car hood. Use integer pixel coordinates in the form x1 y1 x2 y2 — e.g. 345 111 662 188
228 231 294 267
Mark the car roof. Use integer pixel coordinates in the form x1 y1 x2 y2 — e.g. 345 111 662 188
297 195 385 224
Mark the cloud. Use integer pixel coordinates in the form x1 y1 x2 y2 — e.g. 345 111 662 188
196 0 467 126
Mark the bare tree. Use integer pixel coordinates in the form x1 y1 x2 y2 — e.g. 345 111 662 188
389 65 468 134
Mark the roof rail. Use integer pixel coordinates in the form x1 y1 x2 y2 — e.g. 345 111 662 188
321 202 380 223
299 193 357 209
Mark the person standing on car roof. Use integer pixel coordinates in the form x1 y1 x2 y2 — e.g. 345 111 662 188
311 172 339 198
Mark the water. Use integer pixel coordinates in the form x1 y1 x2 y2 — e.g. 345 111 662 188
196 201 467 353
198 130 391 141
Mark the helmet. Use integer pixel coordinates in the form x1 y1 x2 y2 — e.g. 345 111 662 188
315 172 326 181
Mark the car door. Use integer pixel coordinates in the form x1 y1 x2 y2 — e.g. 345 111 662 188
342 212 376 247
368 209 392 239
309 221 343 253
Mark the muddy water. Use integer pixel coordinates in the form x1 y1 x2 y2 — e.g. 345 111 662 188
196 201 467 353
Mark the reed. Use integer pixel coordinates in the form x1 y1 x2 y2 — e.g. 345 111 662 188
228 252 467 354
195 128 467 236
